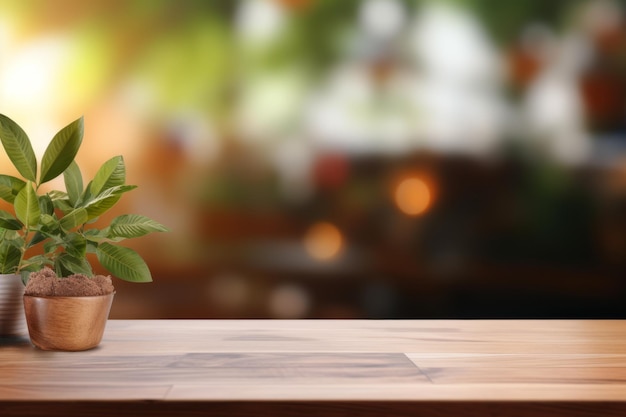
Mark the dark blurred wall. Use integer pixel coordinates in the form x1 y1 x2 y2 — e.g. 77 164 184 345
0 0 625 318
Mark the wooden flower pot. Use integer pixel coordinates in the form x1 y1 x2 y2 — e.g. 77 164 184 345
23 293 114 351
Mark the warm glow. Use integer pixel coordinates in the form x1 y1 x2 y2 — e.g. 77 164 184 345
269 284 311 318
304 222 344 260
394 177 432 216
0 37 69 113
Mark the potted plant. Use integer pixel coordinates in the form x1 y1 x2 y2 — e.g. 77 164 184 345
0 114 167 350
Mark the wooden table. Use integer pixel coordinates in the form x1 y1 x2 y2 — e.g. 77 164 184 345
2 320 626 416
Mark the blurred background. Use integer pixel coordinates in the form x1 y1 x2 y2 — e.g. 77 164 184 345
0 0 625 318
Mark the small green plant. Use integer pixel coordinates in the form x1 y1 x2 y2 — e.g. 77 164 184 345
0 114 167 283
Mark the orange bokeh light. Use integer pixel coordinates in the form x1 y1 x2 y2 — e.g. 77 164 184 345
303 221 344 260
394 177 432 216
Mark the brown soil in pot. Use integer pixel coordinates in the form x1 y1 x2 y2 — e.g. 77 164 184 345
24 268 114 297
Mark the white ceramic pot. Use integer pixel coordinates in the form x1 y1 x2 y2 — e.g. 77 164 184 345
0 273 26 337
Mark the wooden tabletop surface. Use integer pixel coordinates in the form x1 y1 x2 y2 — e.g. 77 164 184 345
2 319 626 416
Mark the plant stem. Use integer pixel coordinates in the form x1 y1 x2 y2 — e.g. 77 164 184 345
16 228 30 273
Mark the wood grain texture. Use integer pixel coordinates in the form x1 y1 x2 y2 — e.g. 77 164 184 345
23 293 114 351
2 319 626 416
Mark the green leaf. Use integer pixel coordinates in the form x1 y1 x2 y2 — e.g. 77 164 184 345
53 200 73 214
59 207 87 231
83 184 137 220
0 174 26 203
108 214 168 238
38 194 54 216
1 229 18 239
77 180 92 207
83 228 117 242
87 194 122 219
63 161 83 207
37 229 63 248
96 243 152 282
14 181 40 229
0 239 21 274
0 114 37 182
83 228 107 240
2 235 23 253
48 190 74 214
90 156 125 197
28 230 52 248
39 116 84 185
0 210 22 230
56 253 92 277
0 229 18 240
43 240 58 255
86 240 98 254
48 190 69 201
20 255 52 269
64 233 86 258
20 264 41 285
39 214 58 229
